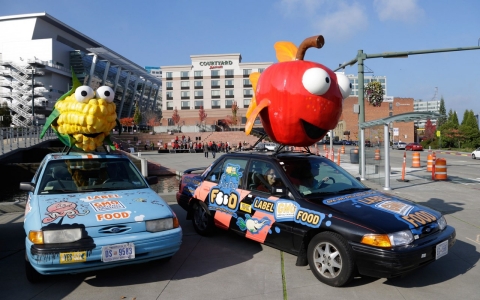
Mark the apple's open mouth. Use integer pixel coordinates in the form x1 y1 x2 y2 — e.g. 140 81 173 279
301 119 327 140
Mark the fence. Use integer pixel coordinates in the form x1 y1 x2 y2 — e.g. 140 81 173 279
1 126 56 156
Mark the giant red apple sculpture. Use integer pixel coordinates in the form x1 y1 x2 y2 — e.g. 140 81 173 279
245 35 351 146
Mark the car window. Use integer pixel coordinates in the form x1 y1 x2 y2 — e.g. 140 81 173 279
38 158 148 194
282 157 366 197
206 158 248 186
246 159 285 193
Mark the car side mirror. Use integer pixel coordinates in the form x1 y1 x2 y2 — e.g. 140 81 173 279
20 182 35 192
146 176 158 185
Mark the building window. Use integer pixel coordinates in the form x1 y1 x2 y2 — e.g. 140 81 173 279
166 91 173 100
211 70 220 78
212 100 220 109
243 99 250 108
181 91 190 99
225 89 234 98
243 69 252 78
181 71 189 79
166 81 173 90
194 70 203 79
225 79 234 88
166 101 173 110
194 80 203 89
243 89 253 98
258 68 265 73
166 72 173 79
243 79 251 87
389 102 393 110
194 100 204 109
225 69 234 78
181 101 190 109
211 90 220 98
225 99 234 108
181 81 190 89
211 80 220 88
389 112 393 117
194 91 204 99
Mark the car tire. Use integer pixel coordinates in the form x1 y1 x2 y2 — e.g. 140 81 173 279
307 232 354 287
472 154 476 159
192 201 215 236
25 253 44 283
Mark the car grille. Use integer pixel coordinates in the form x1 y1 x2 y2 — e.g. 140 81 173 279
98 225 132 234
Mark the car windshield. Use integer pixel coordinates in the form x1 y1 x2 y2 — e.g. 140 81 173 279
281 156 368 197
38 158 149 194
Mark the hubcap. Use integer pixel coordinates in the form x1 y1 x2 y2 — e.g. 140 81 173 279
313 242 342 278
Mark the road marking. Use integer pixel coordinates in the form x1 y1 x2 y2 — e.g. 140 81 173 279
466 234 480 245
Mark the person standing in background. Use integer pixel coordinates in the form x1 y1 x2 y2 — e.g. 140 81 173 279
203 143 209 158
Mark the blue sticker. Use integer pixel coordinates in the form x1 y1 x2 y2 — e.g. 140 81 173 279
236 214 271 234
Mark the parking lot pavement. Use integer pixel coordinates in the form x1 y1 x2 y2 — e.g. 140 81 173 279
1 152 479 299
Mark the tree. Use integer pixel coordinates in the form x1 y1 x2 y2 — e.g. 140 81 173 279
0 103 12 127
172 107 180 126
133 105 142 125
230 101 239 126
198 106 207 123
424 118 436 140
144 110 160 131
119 117 134 127
437 97 447 127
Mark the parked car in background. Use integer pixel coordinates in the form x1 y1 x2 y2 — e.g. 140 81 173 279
405 142 423 151
392 142 407 150
365 140 372 147
254 142 278 151
343 140 352 145
472 147 480 159
176 150 455 287
21 152 182 283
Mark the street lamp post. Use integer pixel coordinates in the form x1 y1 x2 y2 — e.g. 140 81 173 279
31 69 35 125
335 44 480 181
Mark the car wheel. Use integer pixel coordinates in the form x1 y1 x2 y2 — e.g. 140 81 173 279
307 232 354 287
192 201 215 236
472 154 476 159
25 253 44 283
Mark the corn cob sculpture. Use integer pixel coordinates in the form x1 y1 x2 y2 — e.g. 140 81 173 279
40 69 119 152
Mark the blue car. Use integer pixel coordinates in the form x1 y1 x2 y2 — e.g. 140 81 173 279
21 152 182 283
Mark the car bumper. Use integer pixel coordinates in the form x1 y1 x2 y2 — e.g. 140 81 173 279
26 227 182 275
176 192 190 211
350 225 455 278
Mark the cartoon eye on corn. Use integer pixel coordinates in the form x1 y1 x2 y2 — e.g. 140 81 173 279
245 35 352 147
40 70 119 152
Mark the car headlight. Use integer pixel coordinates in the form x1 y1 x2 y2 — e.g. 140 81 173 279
437 216 447 231
146 217 179 233
29 229 82 244
361 230 413 248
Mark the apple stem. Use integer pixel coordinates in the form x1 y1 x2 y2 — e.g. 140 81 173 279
295 35 325 60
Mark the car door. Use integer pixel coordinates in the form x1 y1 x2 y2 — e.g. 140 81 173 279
234 159 294 251
198 157 251 231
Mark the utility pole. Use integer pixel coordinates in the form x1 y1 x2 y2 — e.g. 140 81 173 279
31 68 35 124
335 44 480 181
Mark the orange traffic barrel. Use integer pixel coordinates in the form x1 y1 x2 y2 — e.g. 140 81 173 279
427 153 433 171
412 152 421 168
374 149 381 160
434 158 447 180
341 145 345 154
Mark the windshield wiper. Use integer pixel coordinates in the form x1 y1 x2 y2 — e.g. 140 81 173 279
334 187 371 194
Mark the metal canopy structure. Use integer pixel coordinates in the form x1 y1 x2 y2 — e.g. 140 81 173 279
87 47 161 85
360 112 441 128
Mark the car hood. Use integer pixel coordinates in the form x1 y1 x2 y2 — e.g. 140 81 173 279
34 188 173 228
320 190 442 235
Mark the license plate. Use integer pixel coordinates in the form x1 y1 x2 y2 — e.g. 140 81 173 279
102 243 135 262
60 251 87 264
435 240 448 260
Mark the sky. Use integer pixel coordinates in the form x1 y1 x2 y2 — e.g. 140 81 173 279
1 0 479 121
